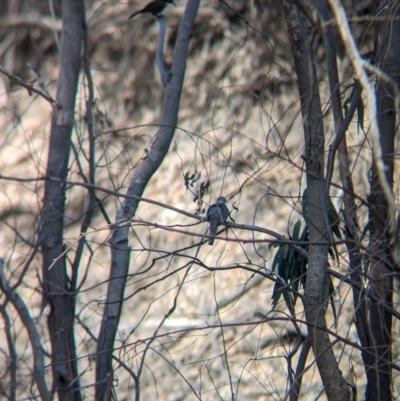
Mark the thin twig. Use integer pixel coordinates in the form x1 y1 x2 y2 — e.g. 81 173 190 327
0 65 59 107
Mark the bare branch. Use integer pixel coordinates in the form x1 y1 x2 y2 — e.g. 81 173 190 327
0 259 51 401
0 65 59 107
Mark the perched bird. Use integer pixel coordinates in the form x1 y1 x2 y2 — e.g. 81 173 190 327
206 197 233 246
128 0 175 19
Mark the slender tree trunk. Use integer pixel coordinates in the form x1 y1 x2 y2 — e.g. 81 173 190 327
39 1 84 400
95 1 200 398
282 2 349 399
365 5 400 400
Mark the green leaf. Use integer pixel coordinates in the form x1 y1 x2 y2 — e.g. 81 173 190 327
283 289 295 316
269 240 281 250
328 197 342 239
344 83 364 132
272 278 284 308
360 220 371 241
292 220 301 241
270 220 309 313
271 246 284 272
357 98 364 131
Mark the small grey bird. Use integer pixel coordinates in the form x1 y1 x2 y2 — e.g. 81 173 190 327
206 197 233 246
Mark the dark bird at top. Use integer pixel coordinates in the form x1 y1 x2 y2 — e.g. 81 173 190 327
128 0 175 19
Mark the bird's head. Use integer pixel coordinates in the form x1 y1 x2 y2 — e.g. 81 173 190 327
216 197 227 204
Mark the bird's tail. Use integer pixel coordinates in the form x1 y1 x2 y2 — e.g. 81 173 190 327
208 218 218 246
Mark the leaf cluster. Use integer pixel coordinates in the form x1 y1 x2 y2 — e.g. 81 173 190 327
269 220 308 315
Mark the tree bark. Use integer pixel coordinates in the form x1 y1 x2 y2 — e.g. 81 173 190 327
39 1 84 400
365 5 400 400
282 1 350 399
95 0 201 398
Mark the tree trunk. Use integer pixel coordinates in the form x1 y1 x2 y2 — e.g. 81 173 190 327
282 1 350 399
39 1 84 400
95 1 200 398
366 5 400 400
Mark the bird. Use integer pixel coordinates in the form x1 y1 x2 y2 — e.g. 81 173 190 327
128 0 175 19
206 197 234 246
